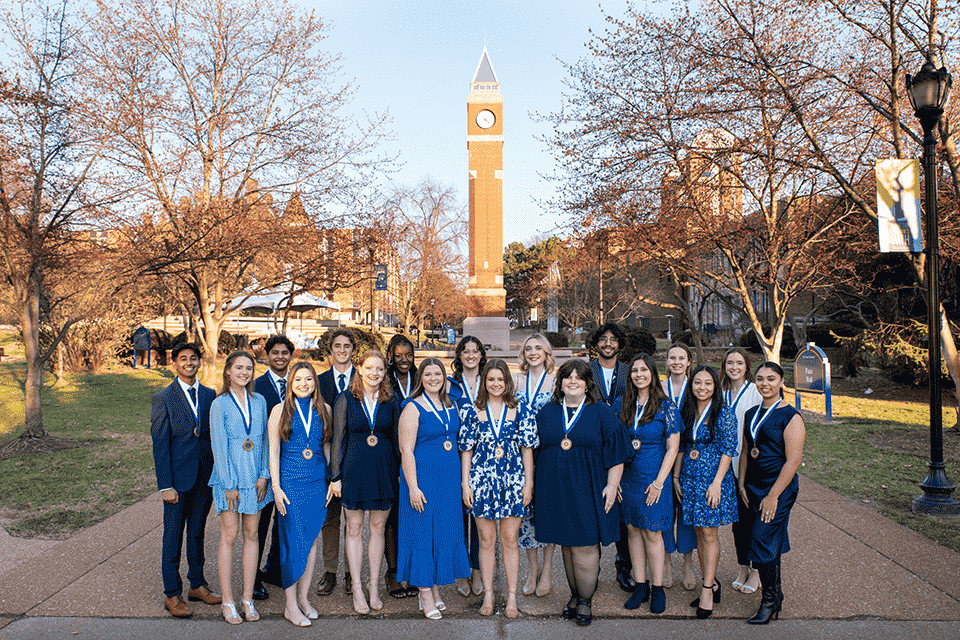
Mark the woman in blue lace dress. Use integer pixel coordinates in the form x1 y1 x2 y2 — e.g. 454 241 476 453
673 366 737 619
512 333 556 597
460 359 538 618
267 361 332 627
613 353 680 614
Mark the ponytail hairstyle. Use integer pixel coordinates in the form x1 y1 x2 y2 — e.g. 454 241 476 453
755 361 786 398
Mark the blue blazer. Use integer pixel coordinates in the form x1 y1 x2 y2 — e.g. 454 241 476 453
254 372 285 415
151 380 215 493
590 359 629 407
319 367 355 407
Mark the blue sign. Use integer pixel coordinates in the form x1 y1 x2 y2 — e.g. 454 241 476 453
374 264 388 291
132 326 152 369
446 326 456 345
794 343 832 421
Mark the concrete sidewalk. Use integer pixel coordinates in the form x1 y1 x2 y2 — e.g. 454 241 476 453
0 475 958 637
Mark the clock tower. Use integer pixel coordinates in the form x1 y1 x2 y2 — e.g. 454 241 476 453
463 48 511 350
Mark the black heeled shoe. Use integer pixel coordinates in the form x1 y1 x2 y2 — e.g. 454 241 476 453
689 580 720 607
694 582 716 619
562 595 578 620
575 599 593 627
747 561 782 624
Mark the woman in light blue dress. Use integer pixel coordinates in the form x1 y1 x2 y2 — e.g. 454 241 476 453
512 332 556 597
398 358 470 619
209 350 272 625
460 359 538 618
267 361 332 627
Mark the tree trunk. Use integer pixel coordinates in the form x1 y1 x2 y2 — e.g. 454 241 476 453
21 277 46 438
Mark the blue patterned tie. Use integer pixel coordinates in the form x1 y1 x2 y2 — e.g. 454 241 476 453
338 373 346 392
278 378 286 400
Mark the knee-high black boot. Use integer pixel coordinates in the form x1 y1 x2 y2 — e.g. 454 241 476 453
747 561 781 624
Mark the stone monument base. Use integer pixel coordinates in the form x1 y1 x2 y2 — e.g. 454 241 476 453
462 316 512 352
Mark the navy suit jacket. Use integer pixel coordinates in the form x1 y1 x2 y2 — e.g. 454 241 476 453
319 367 355 408
151 379 215 493
254 372 285 415
590 359 629 407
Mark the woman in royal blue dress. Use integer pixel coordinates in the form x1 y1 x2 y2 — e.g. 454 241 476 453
460 359 538 618
329 350 402 615
512 333 556 598
398 358 470 620
614 353 680 614
673 366 738 619
267 361 332 627
446 336 486 596
738 362 805 625
534 359 629 627
721 348 763 595
209 350 272 625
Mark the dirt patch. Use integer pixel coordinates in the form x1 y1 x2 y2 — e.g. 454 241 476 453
867 427 960 460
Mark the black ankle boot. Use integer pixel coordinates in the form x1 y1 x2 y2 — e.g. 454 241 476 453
747 561 782 624
650 585 666 614
624 581 649 609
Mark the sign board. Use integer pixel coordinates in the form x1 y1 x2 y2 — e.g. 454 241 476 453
794 343 832 421
132 326 152 369
446 326 456 345
876 159 923 253
374 264 388 291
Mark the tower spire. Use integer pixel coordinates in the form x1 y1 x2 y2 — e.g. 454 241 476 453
472 47 498 85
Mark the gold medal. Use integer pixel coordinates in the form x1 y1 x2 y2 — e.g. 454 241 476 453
750 447 760 459
367 434 379 447
632 439 641 450
494 446 504 459
561 437 573 450
443 439 454 451
194 425 200 438
242 439 254 451
302 448 313 460
689 449 699 460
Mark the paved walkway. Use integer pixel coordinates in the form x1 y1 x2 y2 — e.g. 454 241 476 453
0 475 958 639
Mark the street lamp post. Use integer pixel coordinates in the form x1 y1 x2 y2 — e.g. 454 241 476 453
665 314 674 343
906 54 960 516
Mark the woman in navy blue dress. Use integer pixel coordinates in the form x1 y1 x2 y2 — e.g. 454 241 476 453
447 336 486 596
459 359 538 618
329 350 401 614
534 359 629 626
267 361 332 627
398 358 471 620
209 351 272 625
614 353 680 614
738 362 805 625
673 366 737 619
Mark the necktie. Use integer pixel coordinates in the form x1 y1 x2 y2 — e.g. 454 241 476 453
338 373 346 392
278 378 286 399
188 387 197 405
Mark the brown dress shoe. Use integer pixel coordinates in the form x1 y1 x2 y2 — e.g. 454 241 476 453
316 571 336 596
164 596 193 618
187 585 222 605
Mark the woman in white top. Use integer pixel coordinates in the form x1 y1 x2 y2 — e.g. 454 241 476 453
720 347 763 594
661 343 697 591
512 333 557 597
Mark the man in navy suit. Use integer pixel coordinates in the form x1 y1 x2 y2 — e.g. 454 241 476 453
251 335 293 598
151 343 221 617
315 327 356 595
588 322 635 593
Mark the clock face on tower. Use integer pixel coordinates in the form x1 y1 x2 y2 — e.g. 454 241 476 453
475 109 496 129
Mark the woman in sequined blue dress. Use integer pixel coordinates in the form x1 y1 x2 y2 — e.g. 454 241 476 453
673 366 738 619
267 362 332 627
460 359 538 618
512 333 556 597
613 353 680 614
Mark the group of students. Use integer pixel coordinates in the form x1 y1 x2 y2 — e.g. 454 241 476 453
150 324 804 627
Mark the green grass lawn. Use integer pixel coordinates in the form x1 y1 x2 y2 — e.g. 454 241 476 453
0 362 172 537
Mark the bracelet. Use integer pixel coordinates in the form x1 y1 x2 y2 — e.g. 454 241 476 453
652 481 663 491
673 475 680 480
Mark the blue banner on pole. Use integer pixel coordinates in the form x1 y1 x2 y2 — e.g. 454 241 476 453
374 264 388 291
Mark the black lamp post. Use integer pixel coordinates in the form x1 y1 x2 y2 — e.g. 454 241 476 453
906 54 960 516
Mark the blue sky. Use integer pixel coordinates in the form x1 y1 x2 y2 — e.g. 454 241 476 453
303 0 638 246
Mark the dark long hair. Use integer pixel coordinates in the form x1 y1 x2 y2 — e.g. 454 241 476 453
475 359 519 411
719 347 753 391
409 357 454 408
349 350 394 403
550 359 599 405
620 353 667 425
452 336 487 381
278 361 332 443
680 366 723 445
385 334 416 378
220 350 255 395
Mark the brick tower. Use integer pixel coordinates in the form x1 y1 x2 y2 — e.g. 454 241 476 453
463 48 511 350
